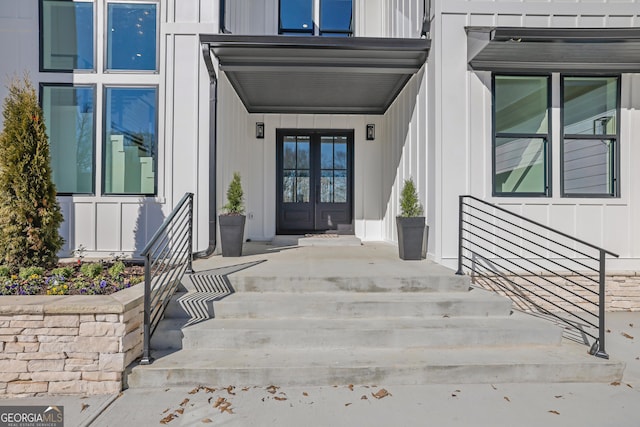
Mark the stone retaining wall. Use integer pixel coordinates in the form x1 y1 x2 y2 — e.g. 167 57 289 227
0 285 144 397
472 272 640 313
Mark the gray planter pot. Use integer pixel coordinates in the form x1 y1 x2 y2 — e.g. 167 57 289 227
219 214 246 257
396 216 427 260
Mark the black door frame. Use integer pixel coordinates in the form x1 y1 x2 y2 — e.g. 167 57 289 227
276 129 354 235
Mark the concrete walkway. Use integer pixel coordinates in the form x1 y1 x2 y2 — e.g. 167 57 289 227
2 242 639 426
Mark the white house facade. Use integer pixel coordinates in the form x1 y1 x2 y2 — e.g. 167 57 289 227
0 0 639 272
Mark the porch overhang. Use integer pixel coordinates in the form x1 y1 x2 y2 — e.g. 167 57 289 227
467 27 640 73
200 35 430 114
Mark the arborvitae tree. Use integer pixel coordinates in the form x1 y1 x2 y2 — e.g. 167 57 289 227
222 172 245 215
0 76 64 269
399 177 424 217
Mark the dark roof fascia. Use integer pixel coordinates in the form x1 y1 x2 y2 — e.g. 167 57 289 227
488 26 640 43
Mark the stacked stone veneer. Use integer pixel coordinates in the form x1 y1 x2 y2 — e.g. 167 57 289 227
0 285 143 397
473 272 640 313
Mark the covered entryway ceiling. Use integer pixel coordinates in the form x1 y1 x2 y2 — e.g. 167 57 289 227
467 27 640 73
201 35 430 114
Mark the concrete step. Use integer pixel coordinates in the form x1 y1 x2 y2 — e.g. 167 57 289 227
178 314 562 350
206 289 512 319
126 343 624 388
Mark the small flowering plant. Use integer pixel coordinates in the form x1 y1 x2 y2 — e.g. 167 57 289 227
0 260 143 296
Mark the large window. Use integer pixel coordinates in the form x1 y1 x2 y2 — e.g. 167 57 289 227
103 87 157 195
493 75 550 196
562 76 619 197
279 0 352 36
41 85 95 194
107 2 157 71
40 0 94 71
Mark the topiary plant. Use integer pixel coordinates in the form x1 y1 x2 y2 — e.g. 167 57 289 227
0 76 64 269
399 178 424 217
222 172 245 215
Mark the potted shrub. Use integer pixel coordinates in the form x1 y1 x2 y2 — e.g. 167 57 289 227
396 178 426 260
219 172 246 257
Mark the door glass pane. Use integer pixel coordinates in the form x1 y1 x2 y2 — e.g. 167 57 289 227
42 0 94 70
334 170 347 202
321 170 333 203
495 76 548 134
494 137 546 194
297 138 310 169
321 0 352 33
296 170 310 202
321 138 334 169
107 3 157 71
42 85 94 194
283 139 296 169
564 77 618 135
564 139 613 195
334 139 347 169
283 170 295 202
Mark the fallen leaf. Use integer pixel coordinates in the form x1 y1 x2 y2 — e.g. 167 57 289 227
345 403 352 407
207 397 213 404
162 408 170 414
607 329 611 333
164 388 170 392
175 408 184 415
204 387 217 393
202 419 213 423
219 403 233 414
622 332 634 340
372 388 391 399
504 397 510 402
226 386 236 395
491 384 497 390
348 384 354 391
274 396 287 401
554 396 563 399
160 413 175 424
630 323 634 328
611 381 621 386
242 387 250 392
451 393 458 397
443 314 450 318
266 385 279 394
548 410 560 415
188 387 200 394
81 403 89 412
361 395 368 400
627 384 633 388
303 392 309 397
213 397 227 408
180 399 189 407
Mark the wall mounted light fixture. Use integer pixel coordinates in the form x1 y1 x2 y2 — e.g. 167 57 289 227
256 122 264 139
366 124 375 141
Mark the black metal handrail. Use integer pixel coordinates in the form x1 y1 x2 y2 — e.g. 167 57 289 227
140 192 194 365
456 195 618 359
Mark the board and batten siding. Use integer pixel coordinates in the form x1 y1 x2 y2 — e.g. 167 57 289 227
432 0 640 270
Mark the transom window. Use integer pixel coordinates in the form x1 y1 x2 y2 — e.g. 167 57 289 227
279 0 352 36
107 2 158 71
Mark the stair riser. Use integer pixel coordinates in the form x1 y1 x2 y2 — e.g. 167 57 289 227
126 363 624 388
213 300 512 319
225 277 470 294
181 328 561 350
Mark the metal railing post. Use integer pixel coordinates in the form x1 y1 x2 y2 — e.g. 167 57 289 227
187 194 194 274
140 252 153 365
594 249 609 359
456 195 464 275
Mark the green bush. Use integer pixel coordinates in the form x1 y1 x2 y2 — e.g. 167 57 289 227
0 266 10 277
222 172 245 215
399 178 424 217
19 266 44 280
80 262 103 279
108 261 126 278
0 76 64 269
51 266 74 279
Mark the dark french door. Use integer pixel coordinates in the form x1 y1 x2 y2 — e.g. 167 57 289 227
276 129 354 234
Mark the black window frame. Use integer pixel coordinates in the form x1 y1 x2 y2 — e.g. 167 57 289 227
492 73 552 198
560 74 621 198
39 0 96 73
39 82 97 196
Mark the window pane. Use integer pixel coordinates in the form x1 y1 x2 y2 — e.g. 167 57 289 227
321 138 334 169
280 0 313 32
564 139 613 195
104 87 157 194
296 170 310 202
297 138 310 169
283 139 296 169
334 139 347 169
42 1 93 70
321 0 352 32
334 170 347 202
495 76 548 134
42 85 94 193
494 137 546 194
107 3 157 70
564 77 618 135
283 170 295 202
